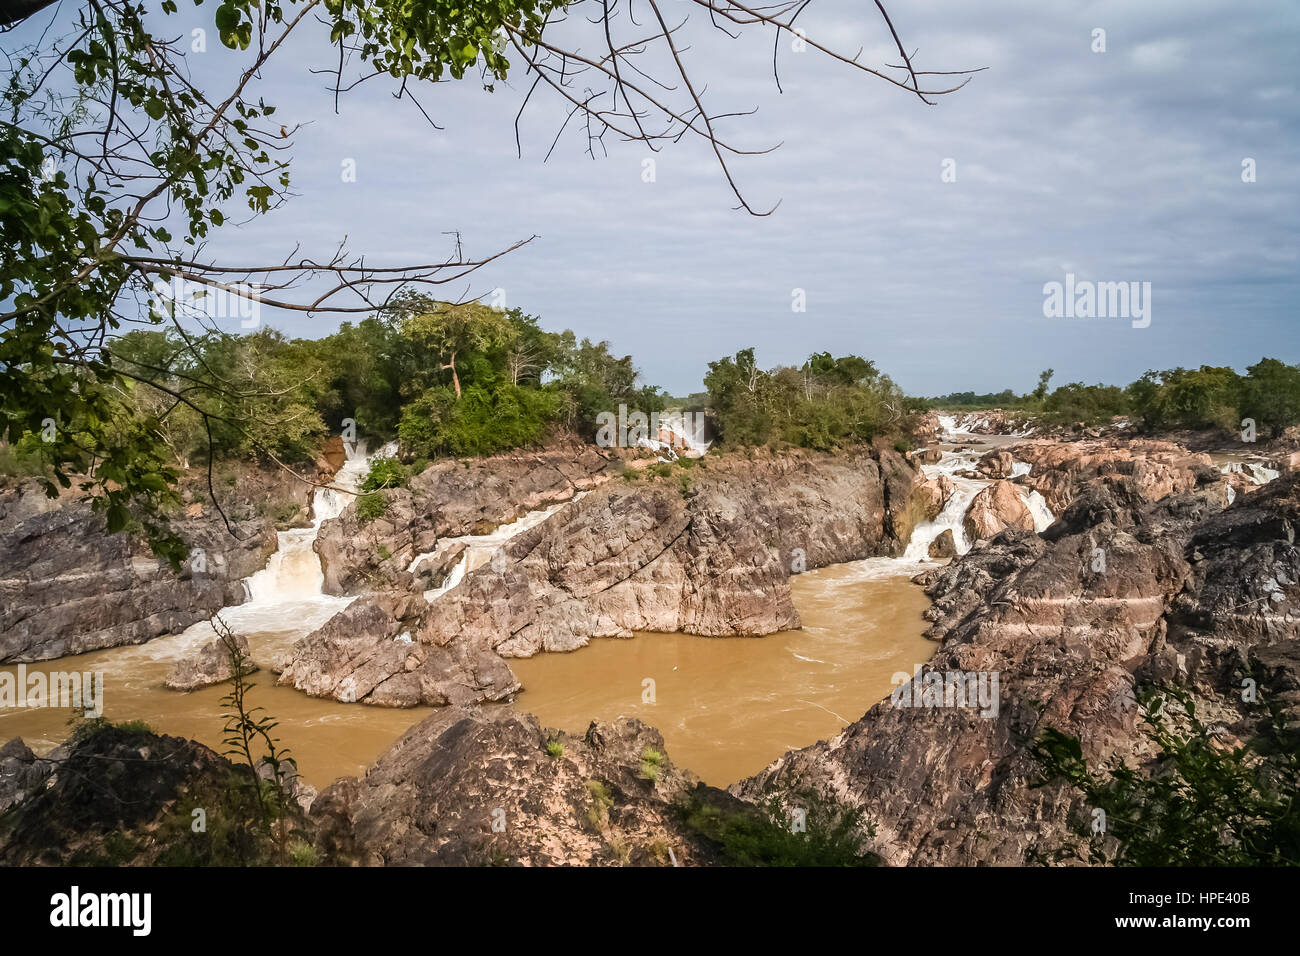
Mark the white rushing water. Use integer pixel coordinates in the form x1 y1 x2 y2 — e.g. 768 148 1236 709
902 447 987 560
409 492 589 602
120 440 393 666
887 421 1055 574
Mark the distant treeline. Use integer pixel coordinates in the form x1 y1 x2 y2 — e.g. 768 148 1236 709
922 359 1300 437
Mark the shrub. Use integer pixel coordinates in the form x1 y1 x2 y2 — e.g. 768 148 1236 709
361 456 407 492
679 790 877 866
356 491 389 523
1032 684 1300 865
397 383 560 459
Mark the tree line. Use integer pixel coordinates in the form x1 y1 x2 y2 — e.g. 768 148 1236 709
925 359 1300 437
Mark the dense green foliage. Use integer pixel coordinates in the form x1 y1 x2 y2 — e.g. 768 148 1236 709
5 295 661 472
703 349 905 450
1032 686 1300 866
0 0 624 563
360 456 408 492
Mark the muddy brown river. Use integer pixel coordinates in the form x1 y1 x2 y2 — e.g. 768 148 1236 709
511 563 934 785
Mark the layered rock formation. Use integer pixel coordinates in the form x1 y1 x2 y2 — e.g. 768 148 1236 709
735 469 1299 865
313 444 625 595
1004 437 1214 514
0 469 302 662
279 445 925 707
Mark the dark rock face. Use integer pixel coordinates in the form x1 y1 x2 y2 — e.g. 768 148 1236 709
928 529 957 559
735 473 1298 865
311 708 730 866
165 632 257 691
313 445 625 595
0 725 235 865
280 446 925 707
0 477 285 663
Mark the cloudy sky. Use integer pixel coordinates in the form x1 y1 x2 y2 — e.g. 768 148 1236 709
46 0 1300 396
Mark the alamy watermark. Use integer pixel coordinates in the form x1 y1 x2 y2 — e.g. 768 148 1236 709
595 405 707 451
0 665 104 717
1042 273 1151 328
150 275 262 329
890 666 1000 718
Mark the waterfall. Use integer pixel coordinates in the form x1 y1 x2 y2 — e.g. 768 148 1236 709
903 450 986 559
242 439 387 605
899 424 1054 564
408 492 589 602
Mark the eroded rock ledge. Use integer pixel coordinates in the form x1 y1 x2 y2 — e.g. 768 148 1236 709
313 443 628 595
0 471 300 663
278 445 924 707
733 468 1300 865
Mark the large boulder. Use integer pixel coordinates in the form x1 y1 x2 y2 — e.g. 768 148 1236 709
962 480 1035 542
165 631 257 692
310 708 743 866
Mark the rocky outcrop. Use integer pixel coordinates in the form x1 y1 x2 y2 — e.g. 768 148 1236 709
310 708 734 866
734 468 1298 865
962 480 1035 542
917 474 956 520
976 449 1017 479
165 631 257 691
1007 438 1215 514
0 724 238 865
0 468 300 662
313 444 625 595
928 529 957 559
280 446 926 707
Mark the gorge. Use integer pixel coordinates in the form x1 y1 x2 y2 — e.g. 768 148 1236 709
0 414 1293 864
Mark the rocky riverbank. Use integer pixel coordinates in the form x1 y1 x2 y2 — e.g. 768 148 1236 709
0 466 308 662
3 423 1295 866
733 467 1299 864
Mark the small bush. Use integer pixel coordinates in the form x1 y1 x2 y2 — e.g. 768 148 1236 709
679 790 877 866
356 491 389 523
641 747 663 782
546 739 565 759
362 456 407 492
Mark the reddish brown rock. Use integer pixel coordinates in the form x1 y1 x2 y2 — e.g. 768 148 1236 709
963 480 1035 542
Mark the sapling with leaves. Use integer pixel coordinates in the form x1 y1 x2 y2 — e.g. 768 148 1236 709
213 614 302 863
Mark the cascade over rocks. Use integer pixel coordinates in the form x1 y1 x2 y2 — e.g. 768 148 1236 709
279 446 926 707
313 444 625 595
734 470 1298 865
